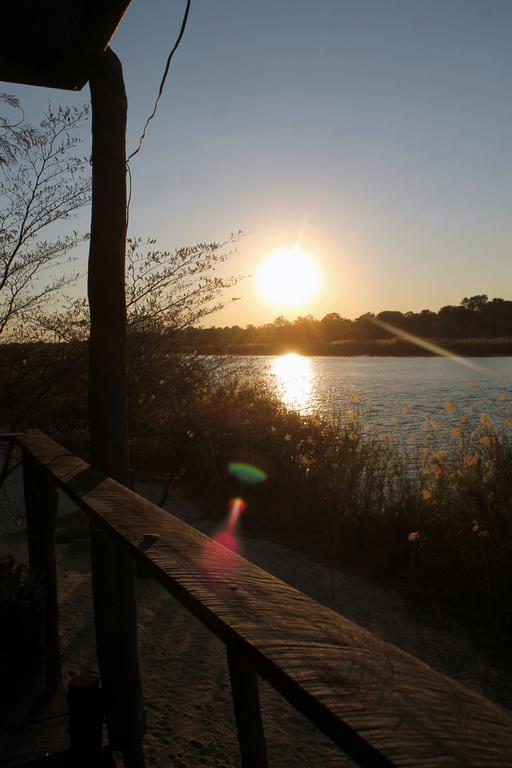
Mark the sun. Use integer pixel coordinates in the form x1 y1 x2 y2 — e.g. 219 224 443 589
258 249 321 307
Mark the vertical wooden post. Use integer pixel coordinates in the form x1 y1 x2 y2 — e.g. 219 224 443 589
68 675 103 764
88 47 144 768
227 646 268 768
22 451 60 692
88 53 129 479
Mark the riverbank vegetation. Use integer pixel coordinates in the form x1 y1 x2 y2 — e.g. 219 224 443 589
2 337 512 647
145 373 512 644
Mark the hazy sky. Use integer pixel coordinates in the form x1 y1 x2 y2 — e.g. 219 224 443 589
6 0 512 325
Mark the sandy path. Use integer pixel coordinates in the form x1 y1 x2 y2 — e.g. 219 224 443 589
56 538 348 767
2 478 512 767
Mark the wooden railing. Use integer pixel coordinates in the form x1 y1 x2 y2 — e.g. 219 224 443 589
2 429 512 767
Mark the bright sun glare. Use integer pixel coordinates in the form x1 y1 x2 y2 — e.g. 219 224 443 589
258 249 320 307
272 353 313 412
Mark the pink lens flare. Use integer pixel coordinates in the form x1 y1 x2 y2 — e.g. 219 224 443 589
200 497 247 579
213 529 239 553
227 496 247 531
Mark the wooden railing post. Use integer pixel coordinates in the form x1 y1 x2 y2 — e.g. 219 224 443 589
91 532 145 768
22 450 60 692
227 645 268 768
68 675 103 764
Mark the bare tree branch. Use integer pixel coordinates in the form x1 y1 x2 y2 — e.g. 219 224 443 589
0 102 90 337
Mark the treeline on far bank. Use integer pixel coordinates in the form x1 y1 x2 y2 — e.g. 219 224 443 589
174 295 512 355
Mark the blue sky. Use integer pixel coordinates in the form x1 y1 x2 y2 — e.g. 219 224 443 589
5 0 512 325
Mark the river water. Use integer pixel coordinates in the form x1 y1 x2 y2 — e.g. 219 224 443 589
248 354 512 441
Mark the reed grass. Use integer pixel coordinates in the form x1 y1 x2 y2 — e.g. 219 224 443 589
148 376 512 639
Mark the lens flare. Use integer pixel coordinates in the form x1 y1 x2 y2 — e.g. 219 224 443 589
370 317 486 372
213 529 239 554
227 497 246 530
201 497 247 579
228 462 267 484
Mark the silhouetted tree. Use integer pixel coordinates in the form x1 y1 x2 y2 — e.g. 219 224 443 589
320 312 353 341
376 310 407 334
0 101 89 337
0 93 42 166
353 312 379 339
461 295 488 313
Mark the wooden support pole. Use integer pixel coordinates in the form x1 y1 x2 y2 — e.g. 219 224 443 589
227 645 268 768
88 56 129 479
68 675 103 765
88 47 144 768
22 451 60 692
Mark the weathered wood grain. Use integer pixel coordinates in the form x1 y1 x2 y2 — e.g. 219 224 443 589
15 430 512 767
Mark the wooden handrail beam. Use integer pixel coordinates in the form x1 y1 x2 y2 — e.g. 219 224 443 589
9 430 512 767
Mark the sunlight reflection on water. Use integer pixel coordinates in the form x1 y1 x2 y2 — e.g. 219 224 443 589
261 354 512 442
271 353 315 412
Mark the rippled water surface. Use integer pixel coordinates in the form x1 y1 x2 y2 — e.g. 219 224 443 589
249 354 512 439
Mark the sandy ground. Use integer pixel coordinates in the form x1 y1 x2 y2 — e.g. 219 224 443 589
2 473 512 767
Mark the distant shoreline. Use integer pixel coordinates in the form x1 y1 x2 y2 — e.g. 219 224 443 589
4 337 512 358
181 338 512 358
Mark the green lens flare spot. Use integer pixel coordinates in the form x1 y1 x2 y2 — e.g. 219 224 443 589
228 462 267 484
